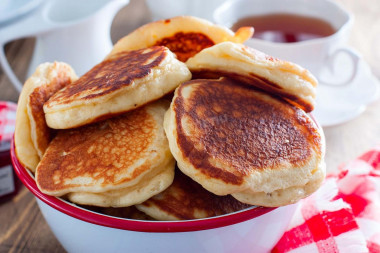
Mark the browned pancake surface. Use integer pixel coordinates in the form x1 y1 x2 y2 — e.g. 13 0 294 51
154 31 214 62
36 107 156 193
28 72 73 155
140 169 251 220
191 69 313 112
46 46 167 106
174 77 322 185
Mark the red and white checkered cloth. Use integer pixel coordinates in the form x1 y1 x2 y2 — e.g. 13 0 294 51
0 101 17 143
272 147 380 253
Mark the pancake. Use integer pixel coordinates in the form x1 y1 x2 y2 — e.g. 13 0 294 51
136 168 252 221
108 16 253 62
164 77 325 207
15 62 77 172
66 161 175 207
44 46 191 129
36 100 175 208
186 42 318 112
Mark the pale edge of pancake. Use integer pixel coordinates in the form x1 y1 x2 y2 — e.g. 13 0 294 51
67 159 175 208
107 16 253 58
136 200 180 221
164 86 326 207
186 41 318 112
14 62 77 172
43 49 191 129
231 162 326 207
36 101 173 196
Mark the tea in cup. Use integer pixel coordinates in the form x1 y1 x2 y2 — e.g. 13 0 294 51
214 0 360 85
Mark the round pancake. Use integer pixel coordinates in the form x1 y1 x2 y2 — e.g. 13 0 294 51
44 46 191 129
136 168 251 221
66 161 175 207
186 42 318 112
36 100 174 198
164 77 325 207
15 62 77 172
108 16 253 62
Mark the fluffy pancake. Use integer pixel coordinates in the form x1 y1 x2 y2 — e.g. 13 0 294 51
186 42 318 112
136 169 251 221
66 161 175 207
44 46 191 129
36 101 175 207
164 77 325 207
108 16 253 62
15 62 77 172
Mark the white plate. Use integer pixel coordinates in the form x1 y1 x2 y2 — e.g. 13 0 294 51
313 55 380 127
0 0 44 25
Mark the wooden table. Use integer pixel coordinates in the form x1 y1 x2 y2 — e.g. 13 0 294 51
1 0 379 252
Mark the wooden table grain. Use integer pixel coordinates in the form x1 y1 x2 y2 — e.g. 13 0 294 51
1 0 379 252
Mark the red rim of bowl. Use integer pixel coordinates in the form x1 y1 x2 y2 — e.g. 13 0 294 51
11 138 275 232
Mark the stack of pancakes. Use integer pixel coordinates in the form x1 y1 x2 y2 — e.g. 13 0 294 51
15 16 325 221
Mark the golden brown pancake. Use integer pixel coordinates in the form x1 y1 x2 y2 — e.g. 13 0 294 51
44 46 191 129
15 62 77 172
164 77 325 207
108 16 253 62
186 42 317 112
66 164 175 207
36 101 175 208
136 168 252 221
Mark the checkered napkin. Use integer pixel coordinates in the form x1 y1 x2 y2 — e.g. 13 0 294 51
0 101 17 143
272 147 380 253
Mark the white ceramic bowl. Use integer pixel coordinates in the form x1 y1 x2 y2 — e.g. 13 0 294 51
11 141 297 253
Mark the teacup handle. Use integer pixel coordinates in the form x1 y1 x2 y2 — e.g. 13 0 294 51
0 5 57 93
319 47 361 86
0 42 23 92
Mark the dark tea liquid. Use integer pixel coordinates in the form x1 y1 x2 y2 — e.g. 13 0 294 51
232 13 336 43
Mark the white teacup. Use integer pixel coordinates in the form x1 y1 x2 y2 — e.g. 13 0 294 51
145 0 227 21
214 0 360 85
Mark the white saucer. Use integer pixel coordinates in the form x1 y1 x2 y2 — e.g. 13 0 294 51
313 56 380 127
